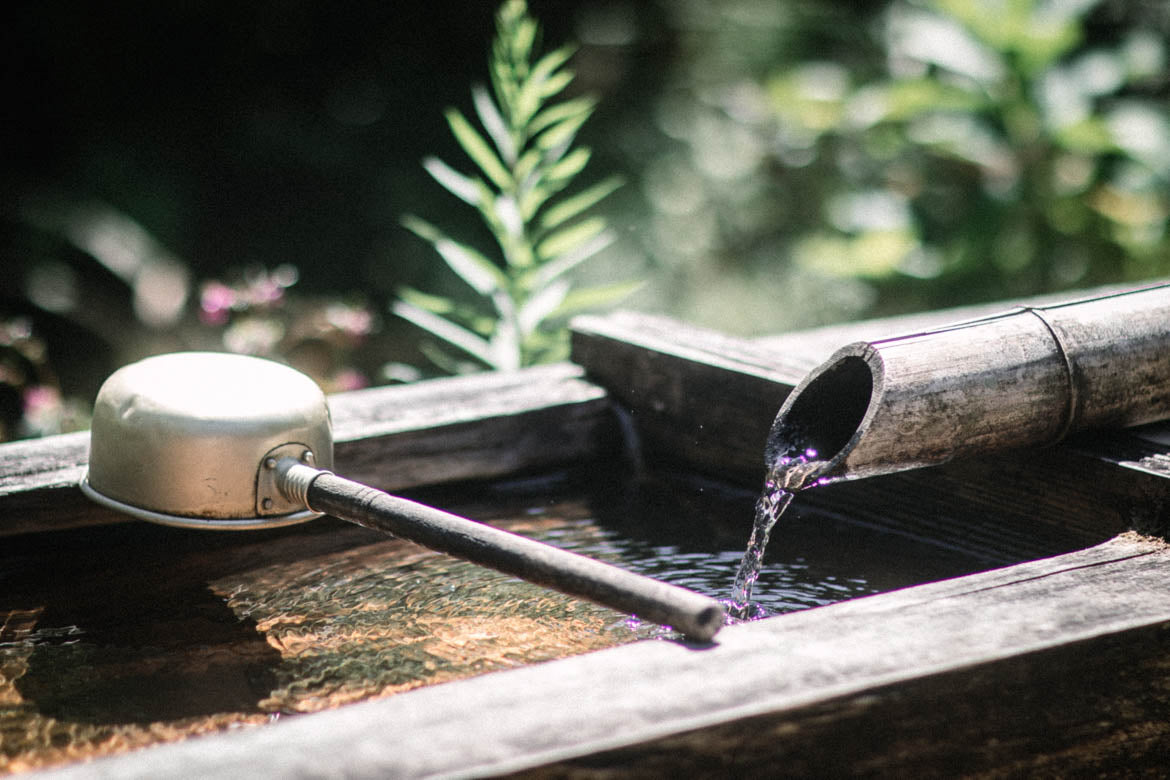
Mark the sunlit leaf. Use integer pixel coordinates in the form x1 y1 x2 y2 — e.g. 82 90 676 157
422 157 482 206
516 45 575 124
525 229 615 290
518 183 551 222
518 278 570 335
490 60 515 118
501 233 536 269
494 194 525 238
539 70 573 100
1090 185 1169 228
792 229 919 279
398 285 457 315
392 299 495 366
445 108 513 190
552 279 644 318
513 148 542 186
847 79 984 128
536 216 605 260
539 176 622 231
472 84 517 165
402 215 508 295
536 108 593 151
528 45 575 87
545 147 592 183
1055 118 1114 154
488 289 521 370
511 19 537 68
1108 103 1170 176
888 8 1005 85
529 96 596 136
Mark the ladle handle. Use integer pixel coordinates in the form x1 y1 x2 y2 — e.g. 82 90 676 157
296 470 725 641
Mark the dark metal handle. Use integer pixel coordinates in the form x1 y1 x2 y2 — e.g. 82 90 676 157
293 468 724 641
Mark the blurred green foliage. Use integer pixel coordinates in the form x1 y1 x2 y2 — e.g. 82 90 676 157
779 0 1169 291
630 0 1170 331
393 0 638 373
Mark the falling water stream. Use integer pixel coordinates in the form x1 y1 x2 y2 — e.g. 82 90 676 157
725 450 826 622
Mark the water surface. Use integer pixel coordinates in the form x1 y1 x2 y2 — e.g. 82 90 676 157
0 466 990 773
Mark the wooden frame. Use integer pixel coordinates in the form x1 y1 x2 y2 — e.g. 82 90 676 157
6 284 1170 776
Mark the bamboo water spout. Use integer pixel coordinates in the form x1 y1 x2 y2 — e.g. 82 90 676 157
766 283 1170 487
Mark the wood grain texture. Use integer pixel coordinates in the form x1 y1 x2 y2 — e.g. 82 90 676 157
0 363 618 536
569 312 808 482
41 533 1170 778
570 309 1170 546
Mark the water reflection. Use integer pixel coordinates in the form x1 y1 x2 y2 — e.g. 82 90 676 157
0 467 989 773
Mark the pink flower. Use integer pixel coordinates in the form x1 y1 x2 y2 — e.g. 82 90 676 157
200 282 236 325
331 369 368 391
22 385 61 415
325 303 374 338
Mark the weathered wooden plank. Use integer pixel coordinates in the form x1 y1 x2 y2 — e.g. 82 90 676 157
40 533 1170 778
328 363 617 491
0 363 619 536
570 309 1170 548
569 312 808 483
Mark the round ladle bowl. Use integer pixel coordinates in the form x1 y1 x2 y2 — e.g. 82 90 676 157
81 352 724 642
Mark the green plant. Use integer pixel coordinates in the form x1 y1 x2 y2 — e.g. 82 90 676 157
629 0 1169 332
769 0 1170 302
393 0 638 373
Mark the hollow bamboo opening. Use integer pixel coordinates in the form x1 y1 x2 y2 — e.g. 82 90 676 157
768 352 875 466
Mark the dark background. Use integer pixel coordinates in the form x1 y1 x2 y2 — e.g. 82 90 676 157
2 0 1166 419
1 1 672 396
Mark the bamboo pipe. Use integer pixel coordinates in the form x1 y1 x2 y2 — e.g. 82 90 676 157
765 283 1170 487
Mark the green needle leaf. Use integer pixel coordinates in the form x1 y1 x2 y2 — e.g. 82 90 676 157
536 216 606 260
526 228 615 289
552 279 644 318
402 215 509 295
396 0 639 377
472 84 517 165
445 108 513 190
539 176 623 231
422 157 482 206
530 95 596 136
391 299 496 367
518 278 570 335
545 147 592 183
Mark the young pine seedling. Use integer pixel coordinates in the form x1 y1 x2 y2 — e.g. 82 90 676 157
394 0 639 373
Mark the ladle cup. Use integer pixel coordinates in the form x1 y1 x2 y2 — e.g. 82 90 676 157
80 352 724 641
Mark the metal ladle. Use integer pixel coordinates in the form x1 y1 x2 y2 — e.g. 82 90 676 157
80 352 724 641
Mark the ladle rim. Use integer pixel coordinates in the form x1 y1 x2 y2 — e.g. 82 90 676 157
79 473 324 530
